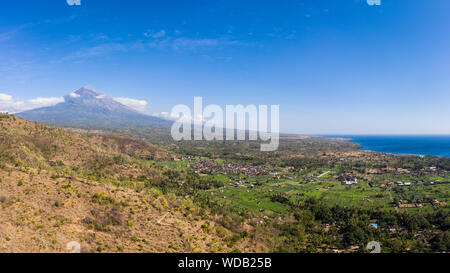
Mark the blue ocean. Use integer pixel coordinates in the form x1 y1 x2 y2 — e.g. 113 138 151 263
328 135 450 158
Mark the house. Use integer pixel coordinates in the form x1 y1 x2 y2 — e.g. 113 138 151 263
343 178 358 185
398 204 416 208
348 246 360 252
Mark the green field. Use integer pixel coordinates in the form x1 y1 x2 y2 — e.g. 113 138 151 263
197 168 449 216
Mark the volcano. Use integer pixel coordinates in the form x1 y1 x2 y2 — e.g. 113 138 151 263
17 87 172 129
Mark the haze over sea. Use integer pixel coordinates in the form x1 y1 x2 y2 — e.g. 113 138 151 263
327 135 450 158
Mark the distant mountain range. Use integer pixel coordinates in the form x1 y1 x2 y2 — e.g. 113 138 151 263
17 87 172 129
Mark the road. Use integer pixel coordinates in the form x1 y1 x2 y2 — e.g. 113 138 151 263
387 189 399 212
318 171 331 178
157 212 170 225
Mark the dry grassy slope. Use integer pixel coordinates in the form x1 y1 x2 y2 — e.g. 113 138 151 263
0 115 172 182
0 114 258 253
0 168 237 253
0 115 167 170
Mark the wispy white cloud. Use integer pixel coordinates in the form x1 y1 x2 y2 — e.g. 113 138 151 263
59 43 127 62
172 38 245 50
69 92 80 98
147 37 246 51
55 30 247 63
144 30 166 39
153 111 205 124
57 32 247 63
113 97 148 112
0 17 77 44
0 91 149 114
0 31 16 42
0 93 64 113
0 23 35 43
153 111 179 120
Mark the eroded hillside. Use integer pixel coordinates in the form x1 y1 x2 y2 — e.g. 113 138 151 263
0 114 260 253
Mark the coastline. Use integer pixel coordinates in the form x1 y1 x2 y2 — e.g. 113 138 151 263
336 135 450 158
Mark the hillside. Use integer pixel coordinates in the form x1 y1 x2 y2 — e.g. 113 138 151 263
0 114 260 253
0 113 167 175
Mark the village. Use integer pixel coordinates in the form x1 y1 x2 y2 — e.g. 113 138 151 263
188 160 268 176
182 156 450 217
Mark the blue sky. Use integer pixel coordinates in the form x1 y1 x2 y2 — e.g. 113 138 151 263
0 0 449 134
